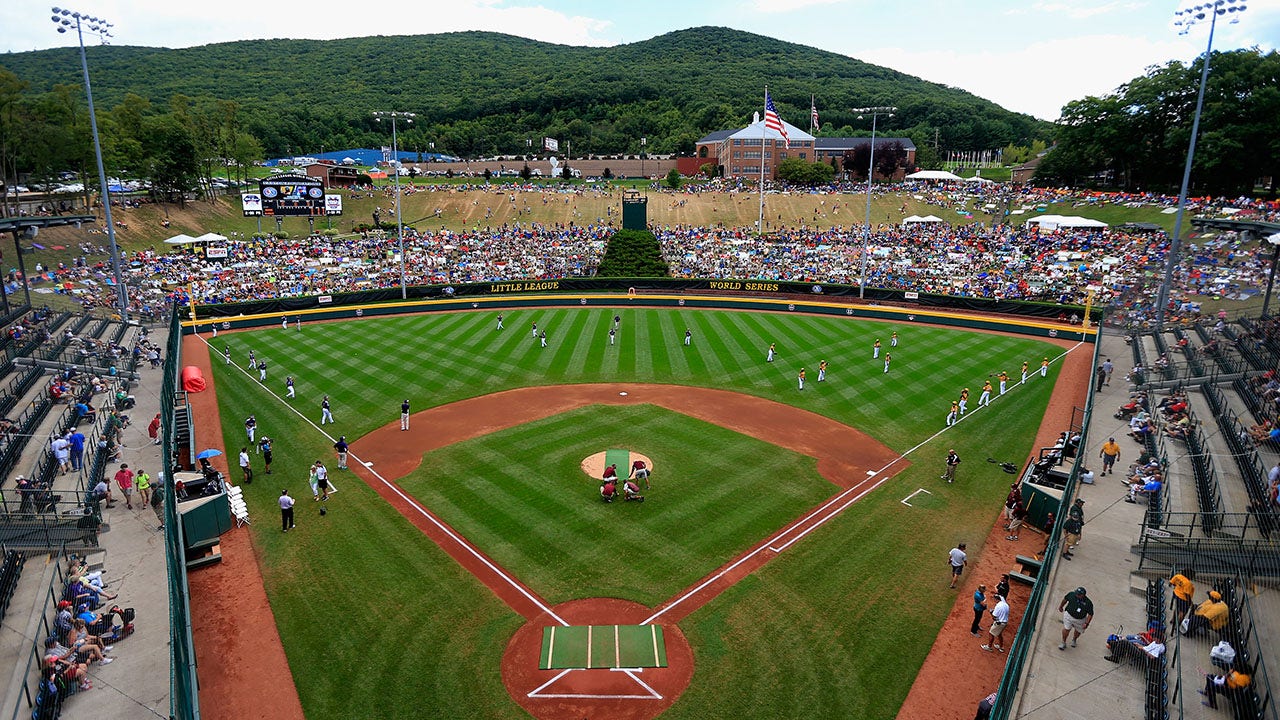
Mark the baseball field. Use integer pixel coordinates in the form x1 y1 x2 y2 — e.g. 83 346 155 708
198 304 1071 719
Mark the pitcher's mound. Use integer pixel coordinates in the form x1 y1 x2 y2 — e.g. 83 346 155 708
581 451 654 479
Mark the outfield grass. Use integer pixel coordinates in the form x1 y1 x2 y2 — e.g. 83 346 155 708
403 404 834 606
208 307 1063 718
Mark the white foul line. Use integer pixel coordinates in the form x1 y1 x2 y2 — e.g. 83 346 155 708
644 341 1088 625
196 335 569 626
527 668 663 700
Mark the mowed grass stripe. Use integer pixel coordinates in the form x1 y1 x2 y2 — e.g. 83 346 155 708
213 306 1067 718
402 405 832 605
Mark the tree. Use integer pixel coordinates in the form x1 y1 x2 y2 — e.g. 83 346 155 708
601 167 612 179
699 162 718 179
776 157 834 185
664 168 682 189
483 168 492 181
520 164 531 180
143 115 199 206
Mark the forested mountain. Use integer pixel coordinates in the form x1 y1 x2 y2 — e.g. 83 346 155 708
1 26 1049 160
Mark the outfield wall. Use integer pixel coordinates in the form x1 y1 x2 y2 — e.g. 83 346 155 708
185 291 1098 344
189 277 1100 323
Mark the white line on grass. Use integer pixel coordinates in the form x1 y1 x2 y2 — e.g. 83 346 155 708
197 335 570 626
901 488 932 507
644 341 1088 624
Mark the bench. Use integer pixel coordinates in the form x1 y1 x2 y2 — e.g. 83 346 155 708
1007 571 1037 586
1015 555 1043 578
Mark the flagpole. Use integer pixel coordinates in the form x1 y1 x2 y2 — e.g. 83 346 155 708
758 86 767 237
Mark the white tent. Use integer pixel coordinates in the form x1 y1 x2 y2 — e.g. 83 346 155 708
964 175 995 183
905 170 963 181
903 215 946 224
1024 215 1109 230
194 232 228 243
162 234 201 245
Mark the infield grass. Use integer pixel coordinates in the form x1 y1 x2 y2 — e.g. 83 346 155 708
208 306 1067 719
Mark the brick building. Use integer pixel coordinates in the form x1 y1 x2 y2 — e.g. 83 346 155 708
696 119 916 181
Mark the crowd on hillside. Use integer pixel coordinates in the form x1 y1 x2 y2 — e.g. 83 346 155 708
15 183 1278 314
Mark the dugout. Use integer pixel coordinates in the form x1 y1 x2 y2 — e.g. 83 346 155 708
621 190 647 230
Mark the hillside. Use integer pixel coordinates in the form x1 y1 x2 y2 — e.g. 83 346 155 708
1 27 1050 158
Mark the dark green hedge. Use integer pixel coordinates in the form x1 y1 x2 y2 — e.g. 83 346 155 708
596 229 669 277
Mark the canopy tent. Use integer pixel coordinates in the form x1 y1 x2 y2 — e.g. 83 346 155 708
963 175 995 183
1024 215 1109 230
194 232 228 243
905 170 963 181
163 234 201 245
903 215 947 224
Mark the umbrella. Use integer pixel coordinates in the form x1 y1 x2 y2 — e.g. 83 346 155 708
196 448 223 459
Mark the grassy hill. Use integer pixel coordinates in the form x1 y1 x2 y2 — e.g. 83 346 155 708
1 27 1050 157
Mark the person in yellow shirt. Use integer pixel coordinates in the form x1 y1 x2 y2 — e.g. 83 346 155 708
1169 570 1195 625
1201 661 1252 710
1100 437 1121 476
1186 590 1229 637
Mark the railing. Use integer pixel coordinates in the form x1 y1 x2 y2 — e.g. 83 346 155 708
162 308 200 720
7 547 71 720
991 328 1103 718
1136 523 1280 578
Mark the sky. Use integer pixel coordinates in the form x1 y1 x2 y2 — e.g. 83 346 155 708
3 0 1278 120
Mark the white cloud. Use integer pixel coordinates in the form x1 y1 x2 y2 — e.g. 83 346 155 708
749 0 845 14
3 0 617 51
858 33 1187 121
1033 1 1147 21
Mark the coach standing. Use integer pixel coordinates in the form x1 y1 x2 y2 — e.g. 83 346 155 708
279 490 295 532
948 542 967 589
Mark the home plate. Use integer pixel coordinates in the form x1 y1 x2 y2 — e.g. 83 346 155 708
619 392 628 396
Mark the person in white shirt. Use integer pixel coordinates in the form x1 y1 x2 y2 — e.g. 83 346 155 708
982 595 1010 652
948 543 967 588
1104 626 1166 665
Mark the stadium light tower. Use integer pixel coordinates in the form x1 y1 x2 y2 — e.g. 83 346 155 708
1155 0 1249 329
852 106 896 299
51 7 128 320
374 111 415 299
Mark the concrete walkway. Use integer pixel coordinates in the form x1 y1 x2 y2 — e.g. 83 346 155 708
0 320 172 720
1012 327 1249 720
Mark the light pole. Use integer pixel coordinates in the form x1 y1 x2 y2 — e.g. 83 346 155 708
1155 0 1249 329
52 7 128 320
1262 233 1280 317
374 111 415 299
852 106 895 299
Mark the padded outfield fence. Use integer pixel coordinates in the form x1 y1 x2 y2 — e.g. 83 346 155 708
990 321 1104 719
162 309 201 720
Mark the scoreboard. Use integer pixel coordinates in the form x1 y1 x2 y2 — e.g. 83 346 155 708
244 174 327 217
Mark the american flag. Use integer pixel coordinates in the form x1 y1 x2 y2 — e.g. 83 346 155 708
764 91 789 148
811 97 819 131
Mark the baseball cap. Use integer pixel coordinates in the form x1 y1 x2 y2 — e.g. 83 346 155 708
57 600 71 609
1209 590 1222 600
1075 498 1085 504
1075 587 1087 596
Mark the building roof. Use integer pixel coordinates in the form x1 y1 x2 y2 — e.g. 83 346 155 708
696 129 737 145
814 137 917 152
729 119 816 143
